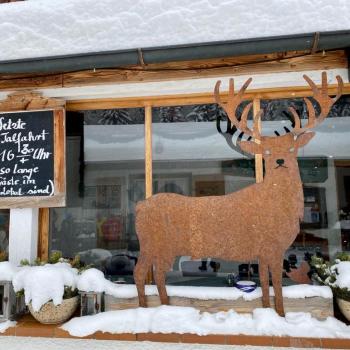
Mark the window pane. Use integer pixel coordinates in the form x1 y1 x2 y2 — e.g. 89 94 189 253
152 104 255 286
0 284 3 316
50 109 144 282
262 96 350 270
0 210 10 259
151 97 350 287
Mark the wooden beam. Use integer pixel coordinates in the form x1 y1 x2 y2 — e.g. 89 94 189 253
54 109 66 196
144 104 154 284
144 105 153 199
0 74 62 91
253 99 263 184
38 208 49 261
0 91 65 110
66 82 350 111
62 50 346 88
0 50 346 92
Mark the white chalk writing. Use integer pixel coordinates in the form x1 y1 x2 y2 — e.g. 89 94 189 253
0 112 55 197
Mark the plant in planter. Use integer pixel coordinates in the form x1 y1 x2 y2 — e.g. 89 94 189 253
311 252 350 320
14 251 90 324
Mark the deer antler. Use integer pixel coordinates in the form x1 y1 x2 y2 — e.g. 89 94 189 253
289 72 343 134
214 78 261 140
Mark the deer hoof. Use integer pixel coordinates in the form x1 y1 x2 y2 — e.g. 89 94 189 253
262 301 270 308
139 299 147 308
276 308 285 317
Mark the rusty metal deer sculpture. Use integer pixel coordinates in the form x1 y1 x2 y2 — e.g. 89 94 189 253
134 72 343 316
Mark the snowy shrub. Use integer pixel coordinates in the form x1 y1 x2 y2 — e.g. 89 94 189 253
311 253 350 301
13 251 91 311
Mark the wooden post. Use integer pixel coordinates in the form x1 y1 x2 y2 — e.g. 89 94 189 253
253 98 263 183
38 208 49 261
144 104 154 283
145 104 153 199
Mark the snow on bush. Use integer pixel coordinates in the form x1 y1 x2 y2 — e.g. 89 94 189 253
12 263 78 312
1 0 350 61
331 261 350 289
77 268 116 294
0 261 19 281
62 305 350 338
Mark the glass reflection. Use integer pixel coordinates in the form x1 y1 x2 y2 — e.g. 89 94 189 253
50 109 145 281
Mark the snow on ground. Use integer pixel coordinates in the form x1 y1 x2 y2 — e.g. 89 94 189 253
78 268 332 300
0 336 322 350
62 305 350 339
0 0 350 61
0 321 16 334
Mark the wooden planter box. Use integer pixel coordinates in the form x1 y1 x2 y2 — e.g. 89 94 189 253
104 294 333 320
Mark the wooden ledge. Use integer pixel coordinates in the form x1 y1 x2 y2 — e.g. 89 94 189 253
1 314 349 348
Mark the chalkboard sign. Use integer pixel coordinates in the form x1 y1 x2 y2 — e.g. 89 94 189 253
0 108 65 208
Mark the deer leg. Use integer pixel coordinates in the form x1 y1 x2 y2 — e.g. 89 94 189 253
154 262 169 305
259 259 270 308
134 254 152 307
270 257 285 317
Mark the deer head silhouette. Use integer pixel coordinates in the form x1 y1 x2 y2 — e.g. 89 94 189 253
134 72 343 316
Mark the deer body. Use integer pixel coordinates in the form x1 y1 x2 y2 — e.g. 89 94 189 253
134 73 342 316
137 172 302 260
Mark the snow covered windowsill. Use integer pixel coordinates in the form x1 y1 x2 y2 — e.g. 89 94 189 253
78 268 333 301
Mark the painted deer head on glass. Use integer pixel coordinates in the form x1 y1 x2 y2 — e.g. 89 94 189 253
134 72 343 316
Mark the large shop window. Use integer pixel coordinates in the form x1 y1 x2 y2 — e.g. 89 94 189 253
49 97 350 286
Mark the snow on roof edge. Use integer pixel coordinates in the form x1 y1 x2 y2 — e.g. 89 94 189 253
1 0 350 62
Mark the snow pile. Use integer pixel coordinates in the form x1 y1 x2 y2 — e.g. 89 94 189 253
12 263 78 312
0 320 16 334
0 261 19 281
78 269 332 300
62 305 350 338
77 268 116 294
331 261 350 289
0 0 350 61
277 284 332 299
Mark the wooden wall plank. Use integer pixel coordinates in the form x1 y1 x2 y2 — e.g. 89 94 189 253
105 294 333 320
